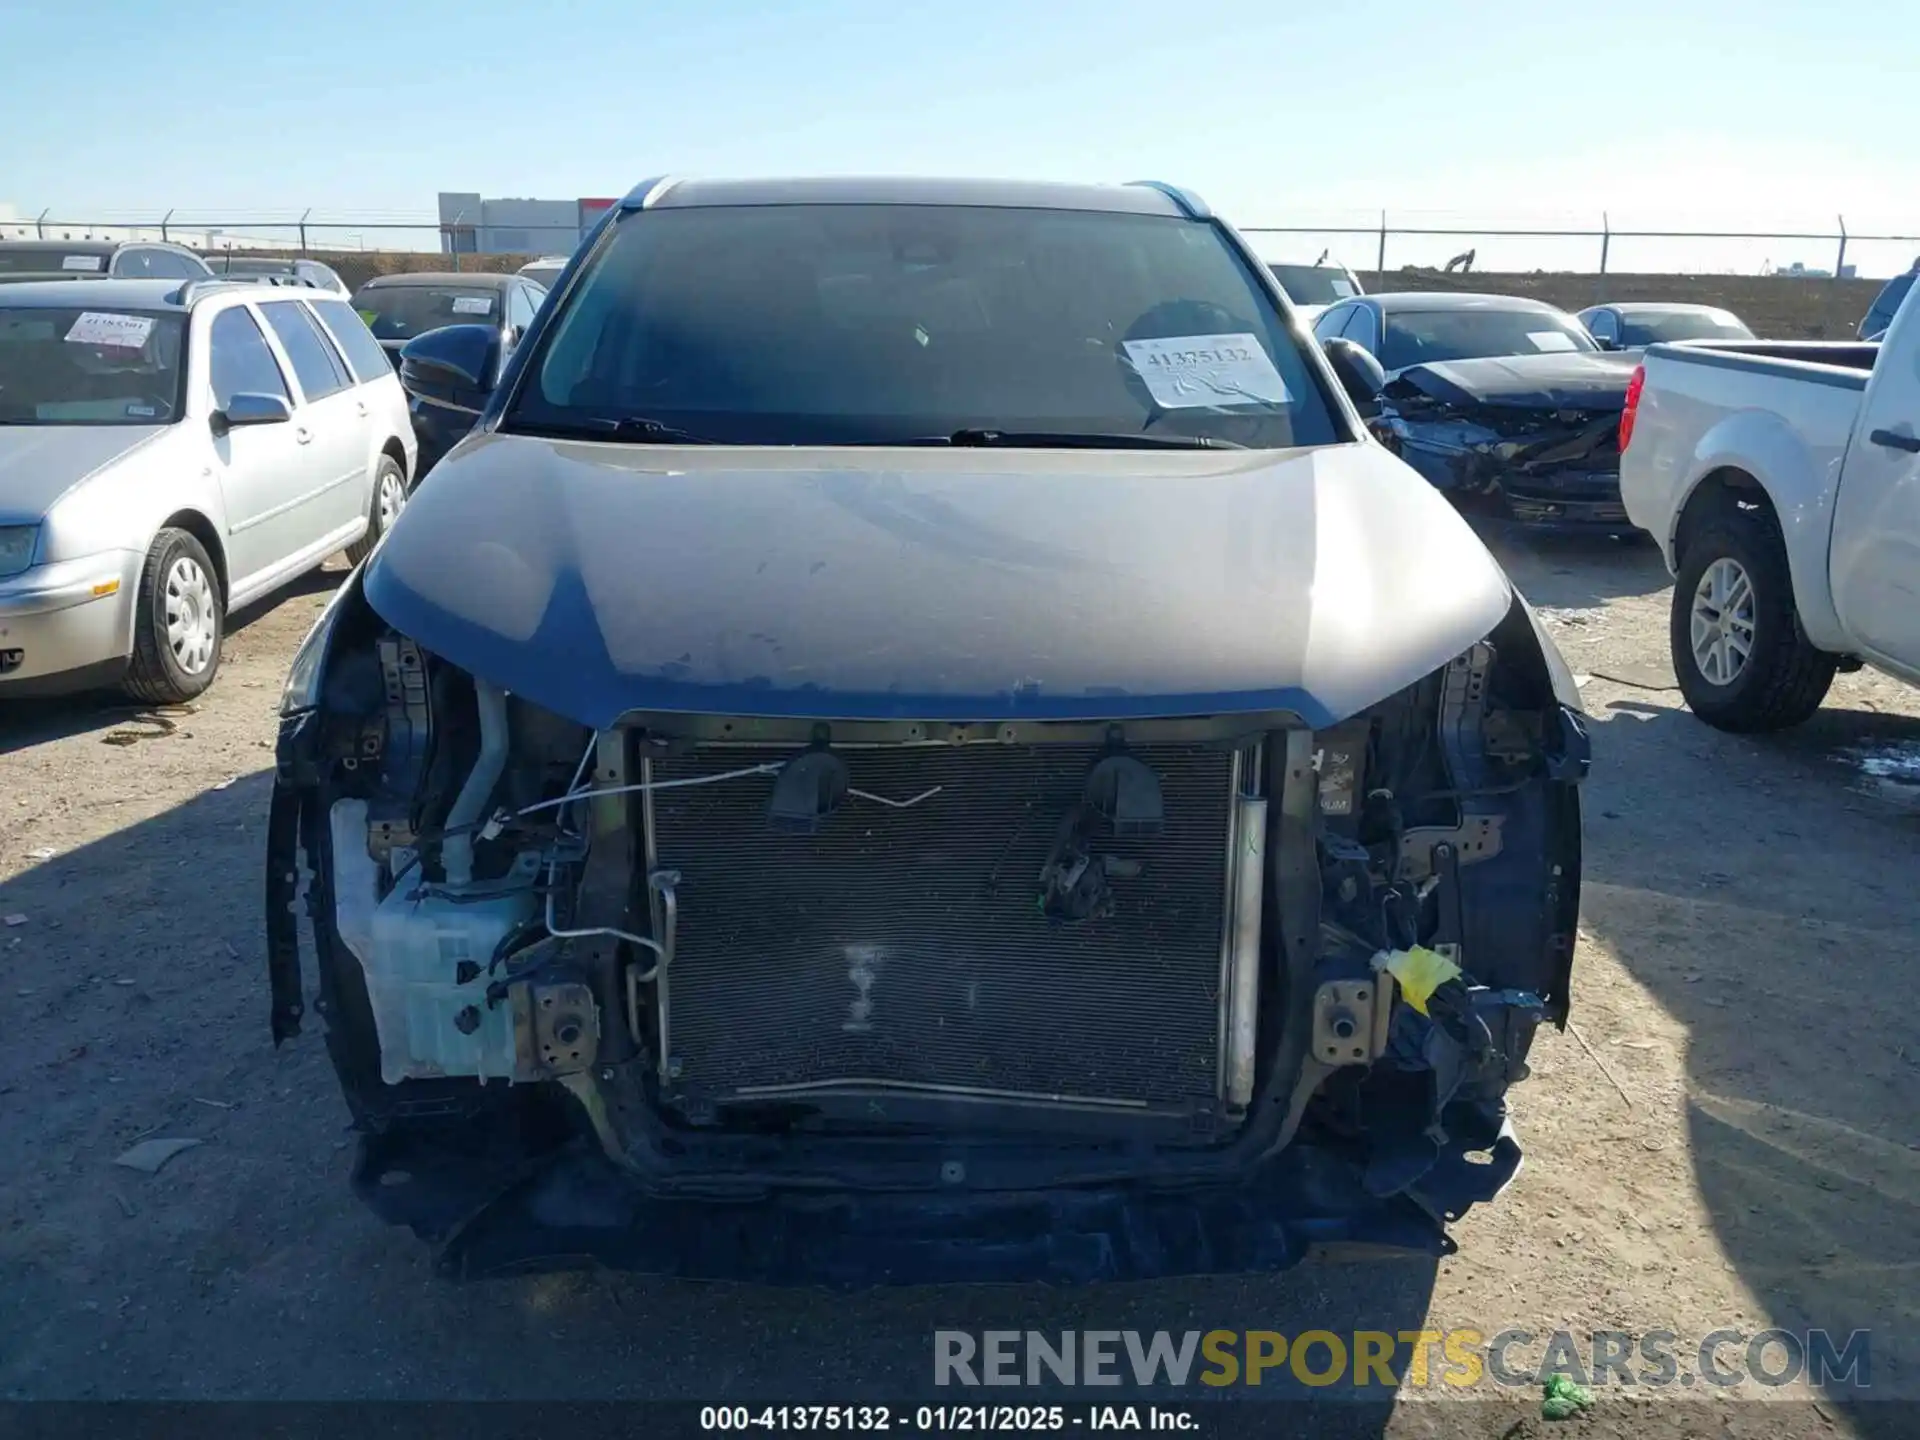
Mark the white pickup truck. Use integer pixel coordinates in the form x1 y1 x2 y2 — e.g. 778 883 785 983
1619 282 1920 731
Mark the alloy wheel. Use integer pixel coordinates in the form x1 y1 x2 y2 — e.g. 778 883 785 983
1689 556 1755 686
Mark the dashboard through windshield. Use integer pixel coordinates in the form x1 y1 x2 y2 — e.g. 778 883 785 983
1380 308 1598 372
0 306 187 425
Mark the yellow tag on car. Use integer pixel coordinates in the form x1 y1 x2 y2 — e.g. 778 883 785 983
1376 945 1462 1016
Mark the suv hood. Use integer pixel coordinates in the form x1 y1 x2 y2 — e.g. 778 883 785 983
362 434 1514 730
1391 350 1638 410
0 424 168 523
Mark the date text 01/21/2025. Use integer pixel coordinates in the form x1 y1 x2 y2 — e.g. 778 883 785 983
699 1405 1201 1432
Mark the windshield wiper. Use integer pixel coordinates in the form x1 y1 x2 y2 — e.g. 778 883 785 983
514 415 714 444
936 428 1245 450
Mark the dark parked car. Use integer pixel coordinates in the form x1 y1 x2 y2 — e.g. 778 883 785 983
350 271 547 473
0 238 212 284
1576 302 1753 351
1315 292 1639 532
1859 266 1916 341
271 177 1587 1286
1266 260 1364 320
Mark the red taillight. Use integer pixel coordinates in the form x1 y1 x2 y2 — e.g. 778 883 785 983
1619 364 1645 453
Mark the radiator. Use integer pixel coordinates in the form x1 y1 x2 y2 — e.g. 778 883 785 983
646 742 1237 1115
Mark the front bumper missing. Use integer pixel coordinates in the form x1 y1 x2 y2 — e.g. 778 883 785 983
349 1112 1523 1286
272 661 1562 1286
1390 437 1629 531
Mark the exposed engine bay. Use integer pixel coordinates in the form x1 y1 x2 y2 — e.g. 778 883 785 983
1376 366 1631 530
268 585 1586 1282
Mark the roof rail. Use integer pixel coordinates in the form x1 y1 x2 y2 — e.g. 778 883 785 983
619 175 682 210
1124 181 1211 219
174 278 245 306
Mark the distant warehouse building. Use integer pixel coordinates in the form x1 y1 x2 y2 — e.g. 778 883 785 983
437 193 617 256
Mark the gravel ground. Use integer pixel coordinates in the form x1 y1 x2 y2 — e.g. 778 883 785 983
2 535 1917 1439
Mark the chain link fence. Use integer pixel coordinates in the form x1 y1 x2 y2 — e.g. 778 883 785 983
8 208 1918 276
6 207 1915 334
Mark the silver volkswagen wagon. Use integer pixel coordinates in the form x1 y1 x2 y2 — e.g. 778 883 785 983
0 278 416 702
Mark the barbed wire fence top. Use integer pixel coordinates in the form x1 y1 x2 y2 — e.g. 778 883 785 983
6 206 1918 276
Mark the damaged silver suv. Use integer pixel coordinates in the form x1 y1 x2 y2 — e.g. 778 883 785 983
267 177 1588 1283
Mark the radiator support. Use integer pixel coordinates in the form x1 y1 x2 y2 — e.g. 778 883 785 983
641 741 1244 1126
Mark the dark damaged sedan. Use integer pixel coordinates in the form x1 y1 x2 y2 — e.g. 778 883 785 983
1315 292 1640 532
268 177 1589 1285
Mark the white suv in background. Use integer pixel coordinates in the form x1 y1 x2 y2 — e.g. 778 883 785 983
0 278 415 702
517 255 571 290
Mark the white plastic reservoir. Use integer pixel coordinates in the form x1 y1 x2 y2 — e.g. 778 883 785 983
329 799 536 1084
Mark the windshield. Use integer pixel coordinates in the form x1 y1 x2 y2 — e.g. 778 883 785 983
1867 273 1914 332
353 284 500 341
1617 309 1753 346
0 247 109 276
509 203 1341 448
0 306 187 424
1267 264 1360 306
1380 306 1597 371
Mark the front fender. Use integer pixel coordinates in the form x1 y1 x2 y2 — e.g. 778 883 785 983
360 379 418 485
38 433 225 567
1513 592 1588 718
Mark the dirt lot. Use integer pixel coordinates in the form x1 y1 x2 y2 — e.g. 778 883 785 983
2 534 1917 1438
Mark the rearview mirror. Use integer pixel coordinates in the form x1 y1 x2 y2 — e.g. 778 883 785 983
399 324 501 396
1321 337 1386 417
212 391 291 435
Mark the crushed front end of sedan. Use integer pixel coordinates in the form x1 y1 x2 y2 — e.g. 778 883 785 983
265 177 1588 1286
1374 354 1638 532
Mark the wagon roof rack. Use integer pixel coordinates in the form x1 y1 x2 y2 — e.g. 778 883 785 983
173 278 252 306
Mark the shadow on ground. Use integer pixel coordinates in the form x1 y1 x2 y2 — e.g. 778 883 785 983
0 774 1436 1426
1479 527 1671 611
0 568 339 757
1575 690 1920 1425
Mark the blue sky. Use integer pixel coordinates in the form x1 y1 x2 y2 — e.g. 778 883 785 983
4 0 1915 272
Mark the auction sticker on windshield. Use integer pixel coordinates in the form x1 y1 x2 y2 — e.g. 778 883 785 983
1527 331 1578 353
451 295 494 316
62 255 104 272
65 312 153 349
1121 333 1291 409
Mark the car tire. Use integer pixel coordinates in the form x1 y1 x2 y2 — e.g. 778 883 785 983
344 453 408 567
1670 504 1835 732
123 528 224 705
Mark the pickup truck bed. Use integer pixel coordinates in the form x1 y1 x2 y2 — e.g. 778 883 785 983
1641 340 1880 380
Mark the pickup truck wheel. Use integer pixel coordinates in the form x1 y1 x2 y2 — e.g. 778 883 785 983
122 529 223 705
344 454 407 567
1671 509 1835 732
